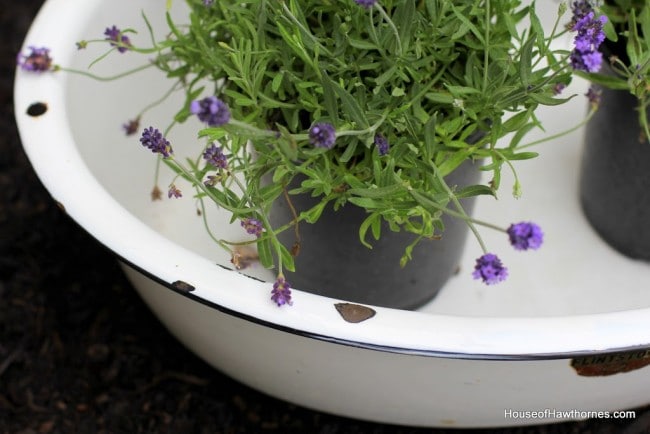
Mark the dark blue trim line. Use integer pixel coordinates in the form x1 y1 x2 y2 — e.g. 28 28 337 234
115 257 650 362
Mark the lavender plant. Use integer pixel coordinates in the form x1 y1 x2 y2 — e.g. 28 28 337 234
19 0 586 306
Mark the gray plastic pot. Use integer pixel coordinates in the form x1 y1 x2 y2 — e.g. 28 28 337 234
579 79 650 261
269 161 481 309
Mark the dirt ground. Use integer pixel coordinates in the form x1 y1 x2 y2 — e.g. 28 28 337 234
2 0 650 432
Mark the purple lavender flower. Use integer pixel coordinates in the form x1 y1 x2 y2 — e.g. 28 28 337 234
507 222 543 251
354 0 377 8
308 122 336 149
374 133 389 156
190 96 231 127
585 84 602 107
570 10 607 73
574 13 607 51
241 217 263 238
140 126 173 157
17 46 52 72
271 276 293 306
104 26 132 53
203 143 228 169
472 253 508 285
570 50 603 73
203 0 214 5
571 0 594 23
168 184 182 199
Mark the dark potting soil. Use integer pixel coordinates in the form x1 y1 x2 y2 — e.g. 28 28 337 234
2 0 650 432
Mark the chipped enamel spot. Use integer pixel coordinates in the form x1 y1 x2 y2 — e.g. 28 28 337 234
334 303 376 324
27 102 48 117
172 280 195 293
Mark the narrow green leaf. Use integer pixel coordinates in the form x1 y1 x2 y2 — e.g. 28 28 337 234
425 92 454 104
519 36 535 87
408 190 446 212
320 72 339 121
326 76 369 128
508 123 536 149
257 238 274 269
449 4 485 45
529 92 573 106
278 243 295 272
347 197 382 208
374 65 398 87
437 149 474 177
371 214 381 240
501 110 531 133
642 6 650 52
394 0 416 50
507 151 539 161
300 201 327 224
342 174 366 189
455 185 495 198
339 139 358 163
581 72 631 90
271 71 284 93
359 213 379 249
347 38 379 50
528 5 545 54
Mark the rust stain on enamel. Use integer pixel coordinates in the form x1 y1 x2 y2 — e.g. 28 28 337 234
334 303 376 323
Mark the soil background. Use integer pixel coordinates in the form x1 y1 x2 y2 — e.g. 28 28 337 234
2 1 650 433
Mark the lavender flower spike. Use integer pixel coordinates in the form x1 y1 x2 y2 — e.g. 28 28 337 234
140 126 173 157
203 143 228 169
374 133 390 156
104 26 132 53
507 222 543 251
241 217 263 238
271 275 293 306
570 0 594 23
472 253 508 285
308 122 336 149
17 46 53 72
569 9 607 73
355 0 377 8
190 96 231 127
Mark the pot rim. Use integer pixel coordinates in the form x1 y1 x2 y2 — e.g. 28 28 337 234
14 0 650 360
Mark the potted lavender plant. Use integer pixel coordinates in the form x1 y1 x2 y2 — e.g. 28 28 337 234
18 0 572 309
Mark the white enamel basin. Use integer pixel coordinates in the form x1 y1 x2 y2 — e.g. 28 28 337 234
15 0 650 427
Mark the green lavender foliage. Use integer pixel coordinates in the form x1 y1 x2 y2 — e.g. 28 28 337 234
147 0 572 271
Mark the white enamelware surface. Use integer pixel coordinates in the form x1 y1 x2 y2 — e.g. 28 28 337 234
15 0 650 427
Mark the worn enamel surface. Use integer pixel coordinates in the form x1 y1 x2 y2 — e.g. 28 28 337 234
15 0 650 427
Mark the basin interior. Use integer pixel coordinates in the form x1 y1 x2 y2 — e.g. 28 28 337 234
63 0 650 319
